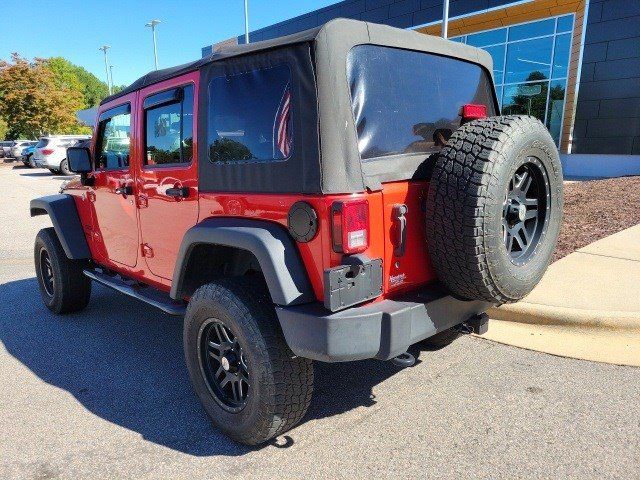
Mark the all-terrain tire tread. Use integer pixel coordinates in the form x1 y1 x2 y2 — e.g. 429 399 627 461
426 115 551 303
35 227 91 313
187 278 313 445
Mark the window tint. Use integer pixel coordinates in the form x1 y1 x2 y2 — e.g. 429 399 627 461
508 18 555 42
208 64 292 163
557 14 574 33
96 108 131 170
505 36 553 84
347 45 496 160
552 33 571 79
144 85 194 166
466 28 506 47
502 81 548 120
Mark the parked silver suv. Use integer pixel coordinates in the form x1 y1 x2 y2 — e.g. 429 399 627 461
32 135 91 174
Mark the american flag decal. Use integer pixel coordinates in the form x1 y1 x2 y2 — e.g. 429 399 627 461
274 83 292 158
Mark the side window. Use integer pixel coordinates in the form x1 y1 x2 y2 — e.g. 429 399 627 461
208 64 292 163
96 105 131 170
144 84 194 166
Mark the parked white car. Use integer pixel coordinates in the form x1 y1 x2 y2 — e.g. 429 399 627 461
32 135 91 174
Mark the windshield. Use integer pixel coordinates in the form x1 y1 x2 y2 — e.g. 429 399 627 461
347 45 497 160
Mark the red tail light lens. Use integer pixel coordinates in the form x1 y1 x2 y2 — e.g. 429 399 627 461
41 149 54 155
331 199 369 254
461 104 487 122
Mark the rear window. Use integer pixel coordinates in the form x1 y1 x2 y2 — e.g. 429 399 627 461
207 64 292 163
347 45 497 160
35 139 50 148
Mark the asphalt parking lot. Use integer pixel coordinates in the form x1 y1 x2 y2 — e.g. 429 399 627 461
1 160 639 479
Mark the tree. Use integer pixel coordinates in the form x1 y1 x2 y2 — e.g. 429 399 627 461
505 71 549 122
209 137 253 161
0 117 8 140
47 57 109 108
0 54 89 138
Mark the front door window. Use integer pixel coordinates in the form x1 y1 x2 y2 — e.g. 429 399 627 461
96 106 131 170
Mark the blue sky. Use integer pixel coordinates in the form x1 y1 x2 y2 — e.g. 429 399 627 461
1 0 335 86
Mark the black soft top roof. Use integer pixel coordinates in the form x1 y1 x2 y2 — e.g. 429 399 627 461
102 18 496 195
100 25 324 105
101 18 493 107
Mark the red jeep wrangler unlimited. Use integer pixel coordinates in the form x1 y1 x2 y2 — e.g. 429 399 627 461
31 19 562 445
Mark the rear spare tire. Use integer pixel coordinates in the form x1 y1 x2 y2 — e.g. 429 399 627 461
425 115 563 304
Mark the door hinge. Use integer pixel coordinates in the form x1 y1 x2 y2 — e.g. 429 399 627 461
141 243 154 258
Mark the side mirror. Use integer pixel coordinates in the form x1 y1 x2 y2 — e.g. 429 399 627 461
67 147 92 174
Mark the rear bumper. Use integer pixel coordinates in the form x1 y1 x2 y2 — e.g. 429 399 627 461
276 284 492 362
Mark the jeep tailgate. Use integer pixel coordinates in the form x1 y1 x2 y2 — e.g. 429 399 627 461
380 180 437 294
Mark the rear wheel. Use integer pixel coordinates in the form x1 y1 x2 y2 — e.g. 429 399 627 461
426 116 563 303
60 159 71 175
34 228 91 314
183 278 313 445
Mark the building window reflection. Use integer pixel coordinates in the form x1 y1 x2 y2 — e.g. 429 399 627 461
452 14 574 146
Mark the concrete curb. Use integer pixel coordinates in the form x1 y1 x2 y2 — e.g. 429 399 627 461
487 303 640 332
479 319 640 367
480 225 640 367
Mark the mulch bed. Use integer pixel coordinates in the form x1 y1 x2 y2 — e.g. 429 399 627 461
552 176 640 262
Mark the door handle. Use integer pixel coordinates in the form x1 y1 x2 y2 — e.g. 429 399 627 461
166 187 189 198
115 185 133 196
393 204 408 257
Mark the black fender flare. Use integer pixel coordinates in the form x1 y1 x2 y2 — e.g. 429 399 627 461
30 194 91 260
170 218 315 306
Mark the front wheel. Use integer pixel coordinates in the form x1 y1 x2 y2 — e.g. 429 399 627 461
34 228 91 314
183 278 314 445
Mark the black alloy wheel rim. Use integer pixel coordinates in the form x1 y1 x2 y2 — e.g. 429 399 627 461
502 158 551 265
40 249 55 297
198 319 250 412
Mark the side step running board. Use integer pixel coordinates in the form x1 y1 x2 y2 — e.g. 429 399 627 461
83 269 187 316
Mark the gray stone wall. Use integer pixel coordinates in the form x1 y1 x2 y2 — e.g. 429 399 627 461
573 0 640 154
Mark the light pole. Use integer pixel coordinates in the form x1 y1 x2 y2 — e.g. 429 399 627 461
109 65 115 91
442 0 450 38
145 19 161 70
99 45 112 95
243 0 249 44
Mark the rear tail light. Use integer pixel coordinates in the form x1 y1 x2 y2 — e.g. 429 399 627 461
461 104 487 123
41 149 54 155
331 199 369 254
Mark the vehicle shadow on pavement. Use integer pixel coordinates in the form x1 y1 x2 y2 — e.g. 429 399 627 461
1 277 403 456
19 172 55 177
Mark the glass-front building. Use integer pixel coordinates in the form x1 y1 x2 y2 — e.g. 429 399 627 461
205 0 640 165
451 14 574 146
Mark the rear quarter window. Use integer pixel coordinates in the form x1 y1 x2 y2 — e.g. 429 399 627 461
207 64 292 163
347 45 497 160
